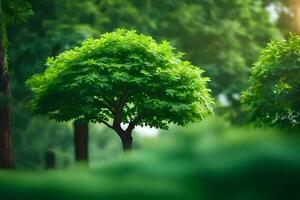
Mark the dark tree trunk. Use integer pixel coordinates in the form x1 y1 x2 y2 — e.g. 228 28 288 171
121 136 133 152
0 3 14 169
0 74 13 168
44 150 56 169
116 129 133 152
74 120 89 162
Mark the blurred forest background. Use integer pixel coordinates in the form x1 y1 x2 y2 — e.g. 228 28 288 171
6 0 298 168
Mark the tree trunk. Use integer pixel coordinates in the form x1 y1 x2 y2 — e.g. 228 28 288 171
119 131 133 152
0 2 14 169
44 150 56 169
74 120 88 162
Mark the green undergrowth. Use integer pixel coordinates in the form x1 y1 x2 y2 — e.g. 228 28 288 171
1 119 300 200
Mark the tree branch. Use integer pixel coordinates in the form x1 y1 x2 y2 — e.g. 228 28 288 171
94 95 115 115
113 89 130 128
100 120 113 129
95 100 114 114
101 100 115 114
103 96 115 106
126 113 146 134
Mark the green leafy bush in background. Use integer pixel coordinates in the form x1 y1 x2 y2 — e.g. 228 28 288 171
242 33 300 129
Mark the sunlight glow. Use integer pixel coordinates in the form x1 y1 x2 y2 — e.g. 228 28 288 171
135 126 159 137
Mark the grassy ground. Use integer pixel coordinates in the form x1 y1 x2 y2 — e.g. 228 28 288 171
1 120 300 200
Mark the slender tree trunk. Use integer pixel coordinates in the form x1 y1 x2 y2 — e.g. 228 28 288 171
0 1 14 169
74 120 88 162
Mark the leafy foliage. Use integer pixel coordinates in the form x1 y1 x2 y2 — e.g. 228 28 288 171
151 0 280 98
7 0 282 167
84 0 280 123
11 0 281 115
242 33 300 128
2 0 33 26
27 30 213 130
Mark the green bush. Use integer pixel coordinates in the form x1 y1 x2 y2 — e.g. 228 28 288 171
242 33 300 129
1 119 299 200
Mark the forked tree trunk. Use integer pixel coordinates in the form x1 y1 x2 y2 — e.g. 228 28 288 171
74 120 89 162
0 2 14 169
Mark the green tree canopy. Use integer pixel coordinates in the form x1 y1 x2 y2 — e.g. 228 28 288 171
14 0 281 103
27 30 213 150
242 33 300 129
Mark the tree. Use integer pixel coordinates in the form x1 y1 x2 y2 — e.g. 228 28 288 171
9 0 103 165
242 33 300 129
93 0 280 98
27 30 213 151
162 0 280 123
93 0 281 123
9 0 279 167
42 0 102 163
0 0 32 169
